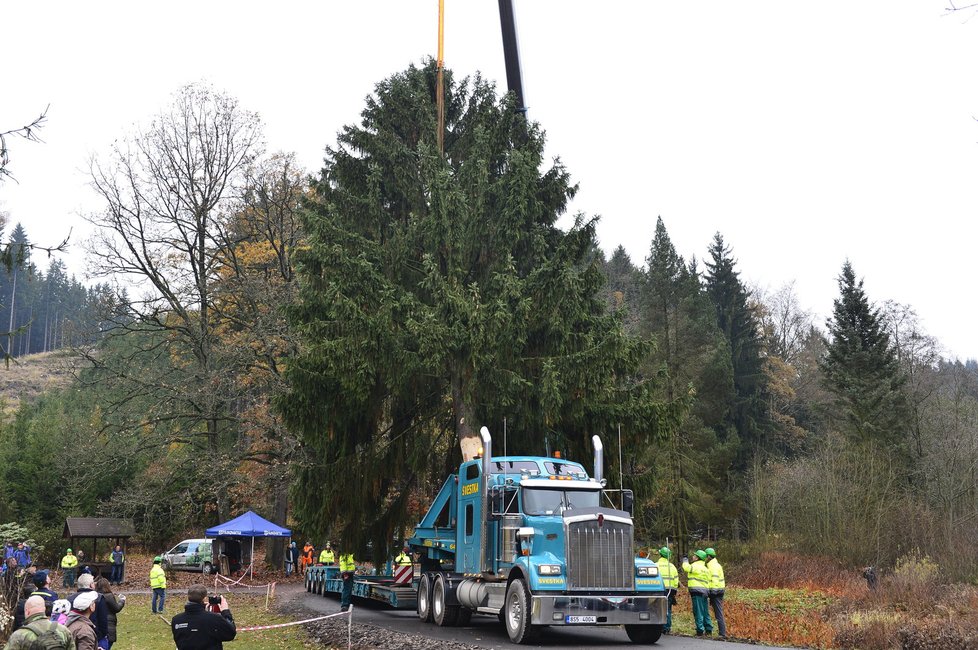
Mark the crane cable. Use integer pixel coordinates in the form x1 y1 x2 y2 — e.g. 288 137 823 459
437 0 445 156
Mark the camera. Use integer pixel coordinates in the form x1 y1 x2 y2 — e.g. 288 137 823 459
207 595 222 613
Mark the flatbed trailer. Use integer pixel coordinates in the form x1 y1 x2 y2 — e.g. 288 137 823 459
305 564 417 610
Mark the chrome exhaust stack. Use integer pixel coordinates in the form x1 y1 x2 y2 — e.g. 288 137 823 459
480 426 493 573
592 435 603 483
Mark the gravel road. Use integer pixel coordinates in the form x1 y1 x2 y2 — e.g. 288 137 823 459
280 583 795 650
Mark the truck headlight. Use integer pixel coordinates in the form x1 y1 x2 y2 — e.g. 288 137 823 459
536 564 562 575
637 566 659 577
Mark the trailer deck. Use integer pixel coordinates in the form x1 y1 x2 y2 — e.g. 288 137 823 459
305 564 417 610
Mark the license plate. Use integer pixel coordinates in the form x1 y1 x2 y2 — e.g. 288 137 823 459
565 615 597 624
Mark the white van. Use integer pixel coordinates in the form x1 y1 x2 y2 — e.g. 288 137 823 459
160 538 216 574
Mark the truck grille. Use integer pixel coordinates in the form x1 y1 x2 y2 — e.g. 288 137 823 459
566 518 634 591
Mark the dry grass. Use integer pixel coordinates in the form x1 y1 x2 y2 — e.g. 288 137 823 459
0 350 82 416
708 551 978 650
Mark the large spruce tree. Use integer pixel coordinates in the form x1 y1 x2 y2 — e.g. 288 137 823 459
705 234 768 461
821 261 906 447
281 62 677 556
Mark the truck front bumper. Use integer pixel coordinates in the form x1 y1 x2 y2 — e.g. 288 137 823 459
530 594 668 626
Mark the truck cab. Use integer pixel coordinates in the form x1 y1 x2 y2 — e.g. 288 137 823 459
409 428 666 644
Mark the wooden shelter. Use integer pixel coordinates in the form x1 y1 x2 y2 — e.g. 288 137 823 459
63 517 135 578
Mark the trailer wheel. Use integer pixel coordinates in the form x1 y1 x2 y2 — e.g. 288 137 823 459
625 624 663 644
433 574 460 627
417 573 433 622
504 577 538 644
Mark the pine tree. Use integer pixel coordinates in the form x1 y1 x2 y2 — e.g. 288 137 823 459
820 261 906 447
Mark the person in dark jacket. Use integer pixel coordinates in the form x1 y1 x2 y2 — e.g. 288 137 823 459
30 569 59 616
12 582 35 631
67 572 109 645
109 545 125 585
171 584 236 650
96 576 125 648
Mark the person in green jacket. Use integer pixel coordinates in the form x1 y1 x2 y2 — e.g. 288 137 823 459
682 549 713 636
3 595 74 649
149 556 167 614
656 547 679 634
706 547 726 637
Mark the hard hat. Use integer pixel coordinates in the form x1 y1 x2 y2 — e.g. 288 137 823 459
705 547 716 557
66 548 72 552
695 549 707 560
658 546 671 558
153 556 162 563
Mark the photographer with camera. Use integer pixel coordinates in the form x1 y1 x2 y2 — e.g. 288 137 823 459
171 584 236 650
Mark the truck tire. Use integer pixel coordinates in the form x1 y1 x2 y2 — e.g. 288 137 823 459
433 574 460 626
504 577 538 644
625 624 663 644
417 573 433 622
202 562 213 575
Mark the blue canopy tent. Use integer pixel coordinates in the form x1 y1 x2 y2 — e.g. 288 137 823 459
206 511 291 578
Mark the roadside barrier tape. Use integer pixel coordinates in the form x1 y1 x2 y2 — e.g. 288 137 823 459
214 565 275 588
237 607 352 631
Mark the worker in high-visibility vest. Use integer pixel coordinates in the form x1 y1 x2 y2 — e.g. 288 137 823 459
394 547 412 567
60 548 79 588
682 549 713 636
300 541 315 575
319 542 335 565
706 547 726 637
339 551 356 611
656 546 679 634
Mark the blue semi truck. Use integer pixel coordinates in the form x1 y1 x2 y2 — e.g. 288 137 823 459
407 427 667 644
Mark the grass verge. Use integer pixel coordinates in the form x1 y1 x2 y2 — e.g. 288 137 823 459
113 593 315 650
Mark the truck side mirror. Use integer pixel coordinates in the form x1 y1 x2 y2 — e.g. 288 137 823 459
622 490 634 516
488 487 504 520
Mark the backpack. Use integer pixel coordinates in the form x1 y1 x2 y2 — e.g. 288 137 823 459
24 620 68 650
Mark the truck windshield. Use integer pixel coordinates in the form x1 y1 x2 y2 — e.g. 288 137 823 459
522 488 600 515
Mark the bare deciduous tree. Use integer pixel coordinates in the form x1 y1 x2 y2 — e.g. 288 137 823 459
85 83 263 521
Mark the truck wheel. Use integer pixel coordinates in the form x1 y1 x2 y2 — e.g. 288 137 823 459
202 562 213 575
417 573 433 622
625 624 663 644
504 578 538 644
433 575 460 627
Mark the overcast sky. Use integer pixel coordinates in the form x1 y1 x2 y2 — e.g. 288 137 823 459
4 1 978 359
